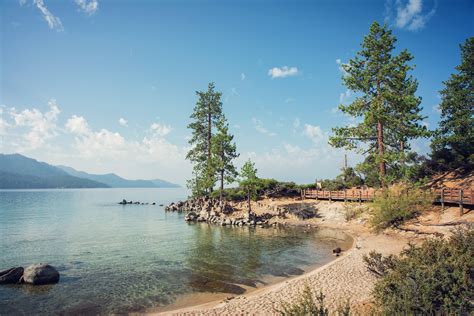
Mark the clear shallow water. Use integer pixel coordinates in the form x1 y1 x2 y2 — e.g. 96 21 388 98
0 188 349 315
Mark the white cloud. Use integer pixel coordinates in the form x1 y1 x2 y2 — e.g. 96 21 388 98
33 0 63 31
336 59 349 76
237 140 363 183
241 73 246 81
66 115 90 135
386 0 436 31
118 118 128 127
150 122 171 137
252 117 276 137
1 101 190 183
74 0 99 15
339 89 352 104
303 124 324 143
7 99 61 150
268 66 299 79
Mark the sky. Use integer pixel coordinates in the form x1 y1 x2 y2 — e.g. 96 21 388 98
0 0 473 185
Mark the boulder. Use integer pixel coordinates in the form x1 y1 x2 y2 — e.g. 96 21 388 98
0 267 23 284
333 247 342 256
22 264 60 285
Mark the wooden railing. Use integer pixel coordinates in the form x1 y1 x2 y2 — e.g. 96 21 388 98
302 187 473 213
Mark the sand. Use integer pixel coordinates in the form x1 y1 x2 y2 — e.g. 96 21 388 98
148 199 473 316
149 200 433 315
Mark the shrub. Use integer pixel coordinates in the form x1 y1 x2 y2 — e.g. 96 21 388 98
343 204 364 222
277 284 329 316
370 184 432 231
368 227 474 314
363 251 398 277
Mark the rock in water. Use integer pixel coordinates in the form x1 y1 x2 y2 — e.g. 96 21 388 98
22 264 60 285
0 267 24 284
332 247 342 256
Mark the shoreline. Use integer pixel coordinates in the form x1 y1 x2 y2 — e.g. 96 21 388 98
148 224 357 315
148 200 420 315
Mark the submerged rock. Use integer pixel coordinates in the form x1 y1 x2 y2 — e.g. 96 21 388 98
0 267 24 284
22 264 60 285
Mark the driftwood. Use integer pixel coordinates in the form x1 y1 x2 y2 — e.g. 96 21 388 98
397 226 444 237
426 221 473 227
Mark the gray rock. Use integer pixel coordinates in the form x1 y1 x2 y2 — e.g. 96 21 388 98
0 267 24 284
22 264 59 285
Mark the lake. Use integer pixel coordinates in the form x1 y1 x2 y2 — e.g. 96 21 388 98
0 188 350 315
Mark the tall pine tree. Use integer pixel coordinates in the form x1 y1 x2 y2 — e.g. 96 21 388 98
212 116 239 202
329 22 427 186
431 37 474 172
186 83 223 195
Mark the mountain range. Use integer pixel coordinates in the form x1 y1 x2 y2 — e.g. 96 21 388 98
0 153 180 189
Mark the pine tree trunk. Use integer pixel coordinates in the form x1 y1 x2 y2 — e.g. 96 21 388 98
207 105 212 193
220 169 224 203
377 119 386 186
400 140 405 176
247 187 251 218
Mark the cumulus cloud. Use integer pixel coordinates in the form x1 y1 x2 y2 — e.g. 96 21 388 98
386 0 436 31
74 0 99 15
237 140 362 183
118 118 128 127
150 122 171 136
252 118 276 136
6 99 61 150
303 124 324 143
268 66 299 79
33 0 63 31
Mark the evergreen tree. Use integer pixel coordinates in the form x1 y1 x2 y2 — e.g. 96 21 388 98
212 116 239 202
430 37 474 172
186 83 223 195
239 159 258 217
329 22 427 186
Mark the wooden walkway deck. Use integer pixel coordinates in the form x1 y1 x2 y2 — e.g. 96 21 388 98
302 187 473 213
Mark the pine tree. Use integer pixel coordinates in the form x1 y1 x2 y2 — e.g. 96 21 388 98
186 83 223 195
329 22 427 186
239 159 258 218
431 37 474 171
212 116 239 202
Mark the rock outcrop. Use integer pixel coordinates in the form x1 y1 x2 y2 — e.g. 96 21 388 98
0 267 24 284
22 264 60 285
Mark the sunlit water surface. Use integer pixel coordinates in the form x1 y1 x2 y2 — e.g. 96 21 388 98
0 188 349 314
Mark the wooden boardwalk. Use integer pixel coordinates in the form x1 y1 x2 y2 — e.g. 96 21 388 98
302 187 473 213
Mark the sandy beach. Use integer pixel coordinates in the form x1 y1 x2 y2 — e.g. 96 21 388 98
150 200 443 315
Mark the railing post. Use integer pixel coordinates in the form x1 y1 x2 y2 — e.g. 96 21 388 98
344 189 347 202
329 191 332 203
459 189 464 216
441 188 445 211
359 190 362 204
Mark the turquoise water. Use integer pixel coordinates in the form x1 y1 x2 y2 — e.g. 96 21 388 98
0 188 349 315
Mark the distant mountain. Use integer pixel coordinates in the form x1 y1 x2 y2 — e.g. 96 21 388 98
57 166 180 188
0 154 109 189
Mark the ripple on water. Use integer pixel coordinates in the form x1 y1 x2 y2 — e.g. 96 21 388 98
0 188 351 315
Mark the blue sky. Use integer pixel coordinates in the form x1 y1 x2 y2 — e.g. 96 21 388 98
1 0 473 184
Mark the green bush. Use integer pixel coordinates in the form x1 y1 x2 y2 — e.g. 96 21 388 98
370 184 432 231
343 204 364 222
277 284 329 316
369 227 474 314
